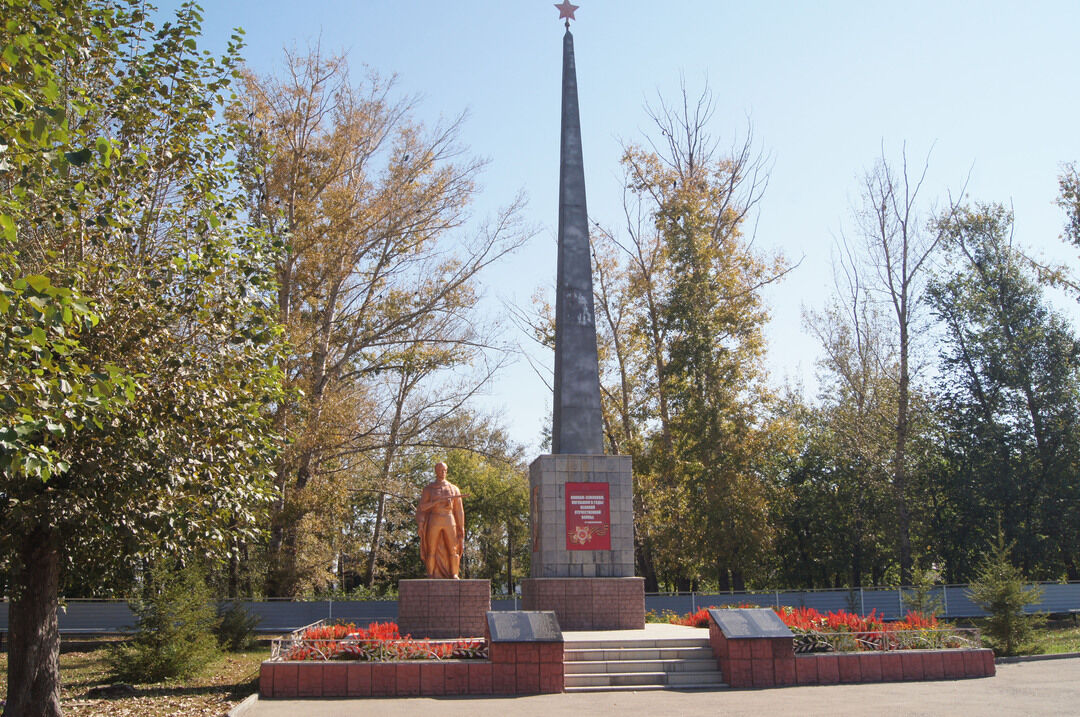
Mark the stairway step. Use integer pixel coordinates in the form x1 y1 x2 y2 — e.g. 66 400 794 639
565 671 727 688
565 658 718 674
565 671 668 687
565 647 714 661
565 638 710 650
666 671 725 686
564 682 730 693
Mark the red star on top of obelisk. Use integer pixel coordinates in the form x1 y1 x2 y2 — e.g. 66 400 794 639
554 1 579 26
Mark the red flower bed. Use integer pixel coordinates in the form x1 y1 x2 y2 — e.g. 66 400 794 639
280 621 487 662
671 604 758 627
670 605 967 652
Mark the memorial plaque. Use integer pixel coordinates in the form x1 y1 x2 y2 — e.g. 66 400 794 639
708 608 793 639
565 482 611 550
486 611 563 643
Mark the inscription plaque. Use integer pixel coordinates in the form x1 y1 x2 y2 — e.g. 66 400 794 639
565 481 610 550
486 610 563 643
708 608 793 639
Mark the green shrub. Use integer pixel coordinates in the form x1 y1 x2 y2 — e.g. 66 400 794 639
967 532 1045 656
110 562 221 682
215 601 261 651
903 562 946 618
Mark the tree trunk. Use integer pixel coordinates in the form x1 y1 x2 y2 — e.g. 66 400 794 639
364 492 387 588
506 519 513 595
5 525 62 717
895 318 913 584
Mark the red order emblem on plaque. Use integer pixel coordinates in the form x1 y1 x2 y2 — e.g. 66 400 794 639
565 482 611 550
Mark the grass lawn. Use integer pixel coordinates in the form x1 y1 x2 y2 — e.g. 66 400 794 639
0 643 269 716
1027 621 1080 655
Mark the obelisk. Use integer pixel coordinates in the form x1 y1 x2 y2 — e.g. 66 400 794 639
522 1 644 630
552 14 604 456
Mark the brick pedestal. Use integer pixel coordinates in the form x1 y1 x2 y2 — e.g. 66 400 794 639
521 577 644 630
397 579 490 638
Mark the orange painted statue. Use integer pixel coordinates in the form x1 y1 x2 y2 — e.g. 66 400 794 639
415 462 465 579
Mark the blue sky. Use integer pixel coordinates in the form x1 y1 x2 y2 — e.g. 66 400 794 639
175 1 1080 453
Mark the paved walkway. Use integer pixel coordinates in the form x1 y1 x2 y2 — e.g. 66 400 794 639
246 656 1080 717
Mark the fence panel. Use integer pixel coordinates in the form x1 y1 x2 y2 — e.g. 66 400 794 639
2 581 1077 635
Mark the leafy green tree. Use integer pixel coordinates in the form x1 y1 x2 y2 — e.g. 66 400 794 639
604 84 790 591
928 204 1080 580
1 2 284 713
446 445 529 593
770 390 898 588
833 149 965 585
967 531 1045 656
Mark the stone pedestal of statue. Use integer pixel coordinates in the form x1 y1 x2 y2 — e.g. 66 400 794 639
397 579 491 639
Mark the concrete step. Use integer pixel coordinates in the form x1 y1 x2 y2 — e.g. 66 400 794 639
564 682 729 693
667 671 725 686
565 637 711 650
564 646 714 661
565 658 718 674
565 670 726 688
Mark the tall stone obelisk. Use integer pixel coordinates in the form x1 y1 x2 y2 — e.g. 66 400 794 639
552 20 604 456
522 2 644 630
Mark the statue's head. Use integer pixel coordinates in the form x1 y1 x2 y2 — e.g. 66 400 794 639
435 462 448 480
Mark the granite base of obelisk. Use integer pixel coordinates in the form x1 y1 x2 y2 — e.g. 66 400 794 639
522 454 644 629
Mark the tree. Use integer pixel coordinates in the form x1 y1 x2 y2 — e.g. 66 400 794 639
584 82 790 591
237 49 528 596
839 147 964 583
1 3 284 713
967 530 1045 656
109 562 220 682
928 203 1080 580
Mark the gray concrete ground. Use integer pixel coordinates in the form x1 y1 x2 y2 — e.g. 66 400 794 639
246 657 1080 717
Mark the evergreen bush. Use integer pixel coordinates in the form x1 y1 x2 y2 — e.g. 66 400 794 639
215 602 261 651
903 562 946 618
110 562 221 682
967 531 1045 656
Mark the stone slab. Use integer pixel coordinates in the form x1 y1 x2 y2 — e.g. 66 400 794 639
709 608 793 639
486 611 563 643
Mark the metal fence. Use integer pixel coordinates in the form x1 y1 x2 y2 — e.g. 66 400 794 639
1 582 1076 634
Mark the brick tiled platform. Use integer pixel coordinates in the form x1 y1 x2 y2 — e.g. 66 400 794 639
707 612 995 688
521 577 645 630
259 630 564 698
397 579 490 639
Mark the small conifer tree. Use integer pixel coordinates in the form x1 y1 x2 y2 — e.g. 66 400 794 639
110 561 221 682
966 531 1044 656
903 561 946 618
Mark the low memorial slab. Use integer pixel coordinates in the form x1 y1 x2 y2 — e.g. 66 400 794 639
487 610 563 643
709 607 793 639
486 611 565 694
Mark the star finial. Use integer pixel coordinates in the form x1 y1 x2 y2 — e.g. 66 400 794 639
554 1 579 28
